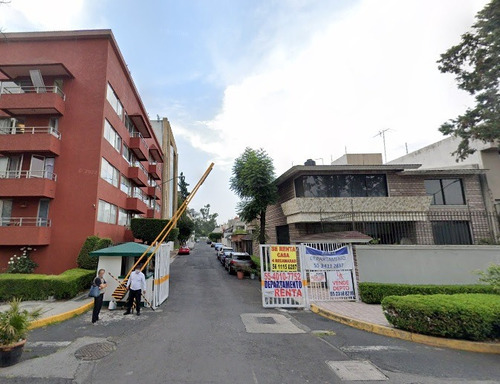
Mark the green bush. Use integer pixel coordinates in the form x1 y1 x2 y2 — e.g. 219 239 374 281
76 235 113 270
131 218 179 244
0 268 95 301
208 232 222 242
359 282 497 304
382 294 500 341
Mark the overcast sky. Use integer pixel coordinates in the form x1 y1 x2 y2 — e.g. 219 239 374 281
0 0 488 223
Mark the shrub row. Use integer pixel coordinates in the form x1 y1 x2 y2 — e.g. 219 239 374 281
359 282 497 304
77 235 113 270
0 268 95 301
382 293 500 341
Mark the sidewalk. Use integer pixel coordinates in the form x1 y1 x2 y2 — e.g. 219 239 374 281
311 300 500 354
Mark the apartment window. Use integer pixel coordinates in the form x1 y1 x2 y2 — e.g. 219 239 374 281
294 174 388 198
100 158 119 187
104 120 122 152
120 175 132 196
0 199 13 226
424 179 465 205
118 208 131 226
432 221 472 244
122 143 131 164
106 83 123 119
98 200 117 224
124 113 137 135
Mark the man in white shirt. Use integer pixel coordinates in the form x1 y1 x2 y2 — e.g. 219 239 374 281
124 264 146 316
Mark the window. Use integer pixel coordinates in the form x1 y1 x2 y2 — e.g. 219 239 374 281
122 143 131 164
424 179 465 205
432 221 472 244
125 113 137 135
294 174 388 198
118 208 131 226
104 120 122 152
120 175 132 196
97 200 117 224
0 199 13 226
106 83 123 119
30 155 55 179
37 199 50 226
100 158 119 187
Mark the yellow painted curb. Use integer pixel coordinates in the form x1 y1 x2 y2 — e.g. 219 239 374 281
310 303 500 354
29 302 94 330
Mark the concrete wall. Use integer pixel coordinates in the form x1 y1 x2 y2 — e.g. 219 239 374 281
356 245 500 284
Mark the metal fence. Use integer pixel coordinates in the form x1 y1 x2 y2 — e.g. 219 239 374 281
317 210 499 245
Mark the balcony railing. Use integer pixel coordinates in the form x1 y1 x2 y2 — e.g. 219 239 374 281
0 126 61 139
0 217 51 227
0 170 57 181
131 131 149 150
0 84 66 100
131 161 148 177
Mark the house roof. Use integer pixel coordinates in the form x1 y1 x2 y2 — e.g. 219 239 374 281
275 164 421 185
90 242 153 257
295 231 372 244
399 168 486 176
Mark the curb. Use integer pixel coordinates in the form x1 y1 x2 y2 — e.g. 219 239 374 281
310 303 500 355
29 302 94 330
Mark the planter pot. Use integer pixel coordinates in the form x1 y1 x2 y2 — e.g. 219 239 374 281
250 273 256 280
237 271 244 280
0 339 26 367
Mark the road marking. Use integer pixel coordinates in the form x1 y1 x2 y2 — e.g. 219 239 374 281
26 341 72 348
327 360 388 381
341 345 407 352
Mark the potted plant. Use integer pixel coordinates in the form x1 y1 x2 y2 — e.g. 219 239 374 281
236 266 245 280
0 298 41 367
250 268 258 280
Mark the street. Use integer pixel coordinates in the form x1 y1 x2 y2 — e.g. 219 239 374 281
2 243 500 384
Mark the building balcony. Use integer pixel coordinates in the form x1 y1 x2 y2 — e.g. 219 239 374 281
0 85 65 115
0 127 61 155
148 163 161 180
0 171 57 198
125 197 148 214
129 133 148 161
127 165 148 187
280 196 433 224
0 217 51 245
147 186 162 200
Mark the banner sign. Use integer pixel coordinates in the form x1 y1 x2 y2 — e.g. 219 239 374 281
304 246 353 270
270 245 298 271
327 270 355 299
309 271 326 283
263 272 304 298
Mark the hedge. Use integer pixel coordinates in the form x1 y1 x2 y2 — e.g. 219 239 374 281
0 268 95 301
131 218 179 244
382 294 500 341
359 282 497 304
77 235 112 270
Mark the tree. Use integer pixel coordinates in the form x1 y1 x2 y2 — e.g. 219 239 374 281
208 232 223 242
191 204 218 236
178 172 190 201
130 218 179 244
177 214 195 243
230 147 277 244
437 0 500 160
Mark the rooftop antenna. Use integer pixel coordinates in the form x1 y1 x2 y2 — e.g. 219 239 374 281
405 142 409 154
373 128 391 163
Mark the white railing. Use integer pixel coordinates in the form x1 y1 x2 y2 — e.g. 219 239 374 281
0 84 66 100
0 126 61 139
0 170 57 181
130 187 148 203
131 161 148 176
0 217 51 227
130 131 149 150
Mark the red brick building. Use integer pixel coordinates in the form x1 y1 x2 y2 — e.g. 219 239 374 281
0 30 166 274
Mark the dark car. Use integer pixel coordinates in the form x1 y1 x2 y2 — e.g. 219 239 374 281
178 245 190 255
219 249 234 265
226 252 253 274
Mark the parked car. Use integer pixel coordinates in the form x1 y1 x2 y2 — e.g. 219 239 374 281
226 252 253 275
217 246 233 259
178 245 190 255
213 243 223 251
206 240 212 244
219 249 234 265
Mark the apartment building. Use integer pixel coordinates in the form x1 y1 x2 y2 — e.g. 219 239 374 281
0 30 166 274
265 154 498 246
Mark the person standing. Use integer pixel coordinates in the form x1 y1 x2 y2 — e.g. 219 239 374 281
92 269 107 324
124 264 146 316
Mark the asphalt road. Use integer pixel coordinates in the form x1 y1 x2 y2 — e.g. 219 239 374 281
2 243 500 383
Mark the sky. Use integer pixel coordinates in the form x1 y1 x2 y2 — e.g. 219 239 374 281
0 0 489 224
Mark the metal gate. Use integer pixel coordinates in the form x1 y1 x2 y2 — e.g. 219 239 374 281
259 242 358 309
301 242 358 303
153 242 172 309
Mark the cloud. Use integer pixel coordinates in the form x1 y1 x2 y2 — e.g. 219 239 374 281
0 0 103 32
177 0 488 175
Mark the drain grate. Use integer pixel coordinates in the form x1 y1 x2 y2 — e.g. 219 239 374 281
256 316 277 324
74 342 115 361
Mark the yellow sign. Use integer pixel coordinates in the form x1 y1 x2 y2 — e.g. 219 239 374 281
270 245 298 271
